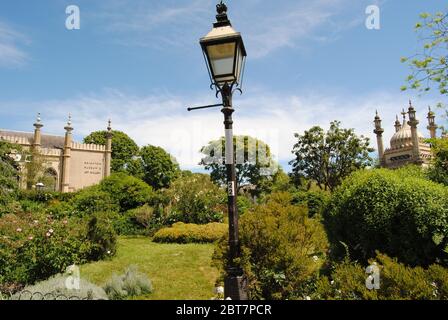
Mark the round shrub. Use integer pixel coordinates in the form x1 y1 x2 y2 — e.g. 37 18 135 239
163 173 226 224
324 168 448 266
213 192 329 300
153 222 227 244
292 189 330 217
70 187 119 216
99 173 154 211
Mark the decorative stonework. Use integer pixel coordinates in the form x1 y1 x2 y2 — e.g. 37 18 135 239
0 114 112 192
374 102 435 169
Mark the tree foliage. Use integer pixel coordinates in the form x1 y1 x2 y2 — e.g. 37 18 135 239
290 121 373 192
324 167 448 266
200 135 280 195
427 137 448 186
401 11 448 96
0 142 20 206
83 130 139 173
139 145 180 190
213 192 328 300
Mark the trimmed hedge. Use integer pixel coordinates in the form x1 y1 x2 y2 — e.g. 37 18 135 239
324 167 448 266
153 222 227 244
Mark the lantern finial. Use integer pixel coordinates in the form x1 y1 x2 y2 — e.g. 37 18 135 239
214 1 231 27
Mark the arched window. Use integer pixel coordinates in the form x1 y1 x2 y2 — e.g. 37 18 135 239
43 168 58 192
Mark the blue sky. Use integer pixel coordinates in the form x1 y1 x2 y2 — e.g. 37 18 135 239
0 0 446 171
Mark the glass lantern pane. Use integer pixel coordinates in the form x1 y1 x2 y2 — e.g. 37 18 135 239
235 45 244 84
207 42 236 78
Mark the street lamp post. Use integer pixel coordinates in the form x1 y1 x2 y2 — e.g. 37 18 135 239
197 1 247 300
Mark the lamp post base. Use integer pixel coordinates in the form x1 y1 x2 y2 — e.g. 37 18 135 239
224 274 248 300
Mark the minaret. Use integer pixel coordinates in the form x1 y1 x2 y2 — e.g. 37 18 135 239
105 119 113 178
33 113 43 151
394 115 402 132
427 106 437 139
61 114 73 193
407 101 422 164
373 110 385 167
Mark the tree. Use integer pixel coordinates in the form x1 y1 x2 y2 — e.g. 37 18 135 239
427 137 448 186
290 121 373 192
401 11 448 96
83 130 139 173
200 135 280 195
0 142 20 206
139 145 179 190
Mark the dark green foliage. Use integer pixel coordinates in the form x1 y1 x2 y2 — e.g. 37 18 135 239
0 142 20 209
153 222 227 244
200 136 280 196
213 192 328 300
0 211 116 287
162 173 226 224
324 167 448 266
139 145 180 190
292 189 330 218
290 121 374 192
427 138 448 186
314 253 448 300
99 173 154 211
70 187 119 216
83 130 139 173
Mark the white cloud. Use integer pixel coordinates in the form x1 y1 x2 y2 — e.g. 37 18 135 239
92 0 364 58
0 88 440 171
0 22 29 67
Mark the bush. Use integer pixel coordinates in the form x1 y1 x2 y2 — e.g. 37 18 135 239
0 211 116 288
11 272 108 300
324 167 448 266
213 192 329 300
313 253 448 300
153 222 227 244
99 173 154 211
292 190 330 217
163 173 226 224
104 266 153 300
70 187 119 216
427 138 448 186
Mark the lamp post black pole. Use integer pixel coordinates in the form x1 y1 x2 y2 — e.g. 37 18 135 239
221 83 247 300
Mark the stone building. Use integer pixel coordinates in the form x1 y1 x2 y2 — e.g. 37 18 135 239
373 101 437 169
0 114 112 192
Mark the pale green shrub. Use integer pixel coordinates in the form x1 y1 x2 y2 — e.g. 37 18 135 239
104 266 153 300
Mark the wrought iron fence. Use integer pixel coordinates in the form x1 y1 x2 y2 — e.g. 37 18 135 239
10 290 96 300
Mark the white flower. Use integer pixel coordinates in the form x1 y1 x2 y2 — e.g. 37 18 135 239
330 280 335 285
107 250 111 255
16 228 22 232
49 229 54 234
431 282 437 288
313 255 319 262
215 286 224 295
46 232 51 237
305 296 311 300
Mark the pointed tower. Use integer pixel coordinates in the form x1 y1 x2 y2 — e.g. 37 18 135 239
33 113 43 151
427 106 437 139
105 119 113 178
373 110 385 167
61 114 73 193
407 101 422 164
394 115 402 132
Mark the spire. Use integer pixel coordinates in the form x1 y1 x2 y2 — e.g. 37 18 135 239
64 113 73 132
34 112 43 129
427 106 437 138
401 108 407 126
107 119 112 132
394 114 402 132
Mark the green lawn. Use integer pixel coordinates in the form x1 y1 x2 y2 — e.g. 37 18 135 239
80 237 219 300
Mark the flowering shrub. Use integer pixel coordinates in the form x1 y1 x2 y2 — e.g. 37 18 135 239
0 211 116 289
153 222 227 244
162 173 226 224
